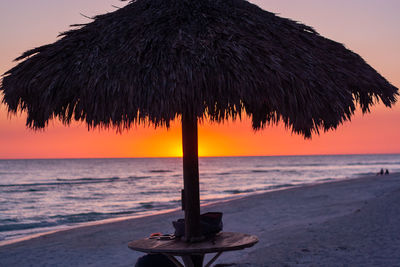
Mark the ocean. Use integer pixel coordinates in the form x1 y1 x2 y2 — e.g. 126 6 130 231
1 154 399 243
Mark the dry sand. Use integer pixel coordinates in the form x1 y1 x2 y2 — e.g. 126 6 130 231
1 173 400 267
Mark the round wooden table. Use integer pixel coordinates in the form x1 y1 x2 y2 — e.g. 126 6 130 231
128 232 258 267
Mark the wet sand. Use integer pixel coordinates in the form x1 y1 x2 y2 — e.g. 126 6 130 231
1 173 399 266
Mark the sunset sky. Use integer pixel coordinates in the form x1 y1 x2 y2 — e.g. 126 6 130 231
0 0 399 159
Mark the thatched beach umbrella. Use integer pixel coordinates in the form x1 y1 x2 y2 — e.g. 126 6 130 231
1 0 398 242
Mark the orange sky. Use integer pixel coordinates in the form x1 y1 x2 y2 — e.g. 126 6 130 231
0 0 399 159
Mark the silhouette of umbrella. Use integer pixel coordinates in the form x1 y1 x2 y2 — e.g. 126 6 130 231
1 0 398 242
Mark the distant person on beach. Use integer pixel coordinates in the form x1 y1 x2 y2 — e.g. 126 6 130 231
385 169 390 175
378 168 384 175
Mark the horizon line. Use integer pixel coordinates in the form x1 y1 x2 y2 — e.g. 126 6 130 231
1 152 399 160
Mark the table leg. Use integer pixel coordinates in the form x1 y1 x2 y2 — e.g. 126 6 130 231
204 252 223 267
181 255 204 267
164 254 184 267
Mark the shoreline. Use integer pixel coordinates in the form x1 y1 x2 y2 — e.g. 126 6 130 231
1 173 400 266
0 173 366 247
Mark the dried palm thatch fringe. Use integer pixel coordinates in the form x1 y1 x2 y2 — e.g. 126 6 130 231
1 0 398 138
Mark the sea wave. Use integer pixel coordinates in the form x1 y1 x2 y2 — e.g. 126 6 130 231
251 169 300 174
0 175 151 188
50 211 137 224
347 161 400 166
266 184 296 190
316 178 335 182
149 170 172 173
216 172 233 176
256 163 327 168
356 172 377 176
0 222 56 232
223 189 255 194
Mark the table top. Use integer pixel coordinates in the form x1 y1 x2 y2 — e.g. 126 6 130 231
128 232 258 256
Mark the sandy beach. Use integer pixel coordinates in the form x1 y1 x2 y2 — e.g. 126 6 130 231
1 173 400 267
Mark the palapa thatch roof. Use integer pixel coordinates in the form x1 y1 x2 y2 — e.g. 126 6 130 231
1 0 398 137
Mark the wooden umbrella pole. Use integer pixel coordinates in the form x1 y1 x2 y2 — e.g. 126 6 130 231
181 113 202 243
